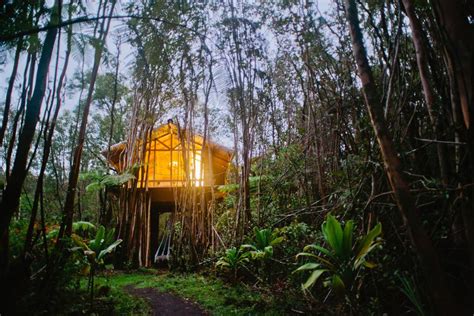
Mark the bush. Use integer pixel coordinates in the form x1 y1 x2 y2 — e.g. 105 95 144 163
294 214 382 302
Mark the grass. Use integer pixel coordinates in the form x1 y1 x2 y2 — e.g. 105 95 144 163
34 281 150 315
95 269 284 315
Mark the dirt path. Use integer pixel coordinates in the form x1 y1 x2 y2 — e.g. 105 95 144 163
124 285 207 316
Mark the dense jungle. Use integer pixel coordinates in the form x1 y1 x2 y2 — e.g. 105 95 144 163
0 0 473 315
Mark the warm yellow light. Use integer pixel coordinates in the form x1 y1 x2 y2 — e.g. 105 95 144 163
190 150 203 186
169 161 179 167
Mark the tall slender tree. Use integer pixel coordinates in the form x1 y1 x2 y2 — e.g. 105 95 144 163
59 0 116 239
343 0 459 313
0 1 61 274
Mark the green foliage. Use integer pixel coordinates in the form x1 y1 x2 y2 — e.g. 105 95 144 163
295 214 382 296
47 221 96 241
218 183 240 194
93 72 129 110
8 219 28 260
216 247 250 277
50 278 149 315
94 271 281 315
80 171 136 192
72 225 122 266
275 221 313 257
72 225 122 304
242 227 284 260
216 228 284 281
72 221 96 237
218 176 274 194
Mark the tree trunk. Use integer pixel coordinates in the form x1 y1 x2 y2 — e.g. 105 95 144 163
401 0 449 186
0 39 23 146
343 0 460 314
432 0 474 289
0 5 60 273
24 12 72 255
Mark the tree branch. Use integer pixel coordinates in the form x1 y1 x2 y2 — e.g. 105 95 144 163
0 14 198 43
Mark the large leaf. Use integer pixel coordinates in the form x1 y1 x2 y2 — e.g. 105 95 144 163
72 221 96 233
98 239 122 260
303 244 335 260
354 241 382 269
90 225 106 252
102 173 136 186
255 228 271 249
216 247 249 271
270 236 284 246
363 261 377 269
342 220 354 257
294 262 320 273
216 259 230 268
85 182 102 192
240 244 257 252
303 269 328 289
296 252 335 270
104 227 116 245
331 274 346 296
322 215 344 257
355 223 382 262
263 246 273 257
71 234 91 251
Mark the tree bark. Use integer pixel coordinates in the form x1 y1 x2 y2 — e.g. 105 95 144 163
24 11 72 255
0 4 60 273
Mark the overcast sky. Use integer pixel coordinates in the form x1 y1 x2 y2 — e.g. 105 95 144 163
0 0 334 147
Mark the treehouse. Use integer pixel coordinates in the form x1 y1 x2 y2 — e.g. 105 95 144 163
105 121 233 265
107 122 232 193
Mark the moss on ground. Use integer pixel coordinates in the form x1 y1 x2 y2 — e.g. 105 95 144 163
95 269 283 315
44 284 150 315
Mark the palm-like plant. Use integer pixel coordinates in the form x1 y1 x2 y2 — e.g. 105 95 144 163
216 247 250 279
242 228 284 260
72 225 122 304
295 214 382 296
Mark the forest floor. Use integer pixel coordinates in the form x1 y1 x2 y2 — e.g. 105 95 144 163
94 269 284 315
124 284 207 315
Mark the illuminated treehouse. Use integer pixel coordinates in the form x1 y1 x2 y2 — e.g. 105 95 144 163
105 121 233 266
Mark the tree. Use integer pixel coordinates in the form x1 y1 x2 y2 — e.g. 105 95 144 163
343 0 460 313
0 1 61 275
59 0 116 239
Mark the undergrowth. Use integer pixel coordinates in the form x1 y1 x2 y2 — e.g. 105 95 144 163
94 269 284 315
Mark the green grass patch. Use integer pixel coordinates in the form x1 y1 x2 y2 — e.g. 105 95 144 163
36 284 150 315
95 269 283 315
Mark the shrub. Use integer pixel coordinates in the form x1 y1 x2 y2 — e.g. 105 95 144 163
242 227 284 260
294 214 382 298
216 247 250 280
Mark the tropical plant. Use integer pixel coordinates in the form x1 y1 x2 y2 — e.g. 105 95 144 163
294 214 382 296
72 225 122 304
242 228 284 260
216 247 250 279
47 221 96 241
80 170 136 192
72 221 96 238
